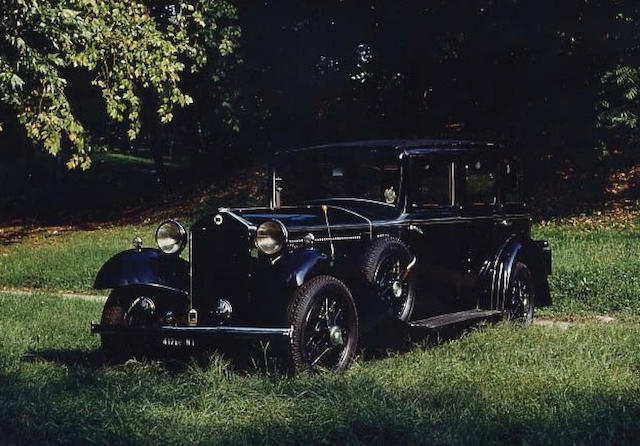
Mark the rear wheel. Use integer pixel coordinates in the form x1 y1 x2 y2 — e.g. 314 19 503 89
506 261 536 323
287 276 359 373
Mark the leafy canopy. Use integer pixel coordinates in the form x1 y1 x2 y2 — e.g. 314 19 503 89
0 0 237 169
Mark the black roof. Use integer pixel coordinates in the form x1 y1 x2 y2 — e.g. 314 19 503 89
276 139 499 156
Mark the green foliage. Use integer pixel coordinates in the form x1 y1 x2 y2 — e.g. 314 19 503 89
599 66 640 146
0 0 238 168
1 291 639 444
595 8 640 153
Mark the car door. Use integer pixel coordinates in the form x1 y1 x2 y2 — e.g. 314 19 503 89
405 154 467 317
459 154 501 307
497 158 531 239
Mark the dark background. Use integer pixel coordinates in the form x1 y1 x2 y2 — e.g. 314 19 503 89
2 0 638 222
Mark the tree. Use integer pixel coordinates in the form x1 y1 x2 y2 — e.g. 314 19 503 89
597 4 640 154
0 0 238 169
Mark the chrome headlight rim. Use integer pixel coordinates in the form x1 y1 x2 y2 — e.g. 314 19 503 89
256 219 288 255
155 220 187 255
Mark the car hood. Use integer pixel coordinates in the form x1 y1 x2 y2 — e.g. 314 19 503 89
233 200 401 230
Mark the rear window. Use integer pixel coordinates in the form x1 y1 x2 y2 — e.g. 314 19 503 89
502 160 523 203
410 159 453 207
464 159 496 205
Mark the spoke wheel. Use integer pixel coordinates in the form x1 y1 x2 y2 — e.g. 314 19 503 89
288 276 359 373
100 290 160 359
507 261 536 323
373 253 411 320
361 237 415 322
125 296 158 327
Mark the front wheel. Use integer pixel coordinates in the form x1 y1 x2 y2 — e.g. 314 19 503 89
287 276 359 373
100 290 159 358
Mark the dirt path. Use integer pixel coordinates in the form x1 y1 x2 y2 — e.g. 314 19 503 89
0 287 107 303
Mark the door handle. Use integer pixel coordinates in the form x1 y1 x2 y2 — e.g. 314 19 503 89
496 219 512 227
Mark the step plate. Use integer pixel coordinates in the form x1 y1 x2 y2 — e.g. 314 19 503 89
409 310 503 330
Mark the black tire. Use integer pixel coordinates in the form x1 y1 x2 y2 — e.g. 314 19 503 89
506 261 536 323
360 236 416 322
287 275 359 373
100 290 158 358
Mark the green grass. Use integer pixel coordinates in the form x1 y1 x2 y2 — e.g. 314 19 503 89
0 224 157 292
0 147 194 225
92 151 185 169
533 221 640 315
0 291 638 445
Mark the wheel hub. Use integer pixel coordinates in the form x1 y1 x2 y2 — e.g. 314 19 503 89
126 296 156 326
392 280 403 298
328 325 344 346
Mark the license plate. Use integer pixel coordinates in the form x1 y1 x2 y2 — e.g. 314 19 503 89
162 337 196 347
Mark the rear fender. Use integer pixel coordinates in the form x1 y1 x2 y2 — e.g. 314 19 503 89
482 237 552 309
94 248 189 300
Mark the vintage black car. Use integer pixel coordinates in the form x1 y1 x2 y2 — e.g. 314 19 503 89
91 139 552 372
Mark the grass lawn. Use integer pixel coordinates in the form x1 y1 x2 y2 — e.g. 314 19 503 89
0 223 158 293
533 220 640 315
1 291 639 445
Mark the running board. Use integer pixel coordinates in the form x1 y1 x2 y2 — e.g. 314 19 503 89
409 309 503 330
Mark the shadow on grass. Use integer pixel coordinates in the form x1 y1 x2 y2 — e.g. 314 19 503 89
22 349 108 368
21 319 496 376
1 359 639 445
12 321 639 444
22 338 294 375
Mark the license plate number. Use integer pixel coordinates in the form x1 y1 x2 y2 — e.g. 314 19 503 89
162 337 196 347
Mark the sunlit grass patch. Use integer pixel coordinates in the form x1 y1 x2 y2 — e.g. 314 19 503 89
533 221 640 315
0 224 158 293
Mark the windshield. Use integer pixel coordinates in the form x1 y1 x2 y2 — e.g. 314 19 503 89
273 150 401 206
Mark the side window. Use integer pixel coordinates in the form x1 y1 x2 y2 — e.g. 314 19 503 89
464 159 496 205
502 160 523 203
410 159 453 208
352 158 400 204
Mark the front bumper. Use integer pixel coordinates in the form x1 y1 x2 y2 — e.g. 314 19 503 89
90 322 293 341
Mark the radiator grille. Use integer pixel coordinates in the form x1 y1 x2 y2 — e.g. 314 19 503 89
190 215 253 324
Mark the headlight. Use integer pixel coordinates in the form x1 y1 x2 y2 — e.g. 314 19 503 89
256 220 287 255
155 220 187 254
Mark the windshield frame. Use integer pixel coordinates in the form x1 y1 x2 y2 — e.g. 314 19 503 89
270 149 405 209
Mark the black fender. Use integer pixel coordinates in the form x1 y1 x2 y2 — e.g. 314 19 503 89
276 248 330 290
94 248 189 300
251 248 330 323
482 236 552 310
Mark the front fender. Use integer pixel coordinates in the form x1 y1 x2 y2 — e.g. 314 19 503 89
250 248 330 324
94 248 189 296
275 248 330 289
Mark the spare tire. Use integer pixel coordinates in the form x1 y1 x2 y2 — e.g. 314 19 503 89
360 236 416 322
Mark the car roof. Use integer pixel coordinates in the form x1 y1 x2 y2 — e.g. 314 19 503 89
275 139 500 157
